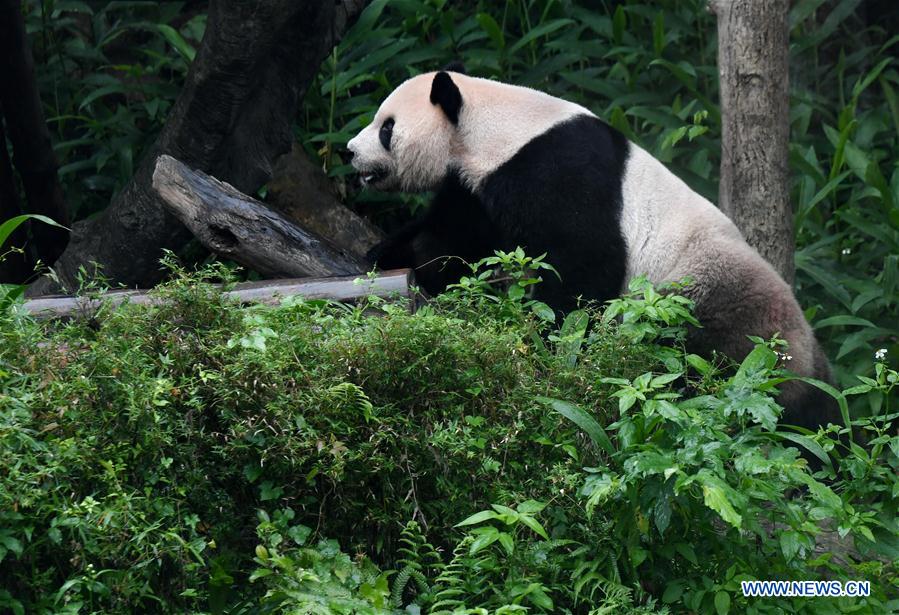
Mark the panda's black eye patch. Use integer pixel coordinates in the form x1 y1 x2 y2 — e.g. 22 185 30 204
379 118 394 151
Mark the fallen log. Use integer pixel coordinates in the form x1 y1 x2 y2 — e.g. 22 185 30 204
21 269 414 320
152 155 368 278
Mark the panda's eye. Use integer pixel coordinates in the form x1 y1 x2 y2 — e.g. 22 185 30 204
379 118 394 151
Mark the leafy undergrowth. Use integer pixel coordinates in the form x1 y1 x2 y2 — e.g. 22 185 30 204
1 258 897 614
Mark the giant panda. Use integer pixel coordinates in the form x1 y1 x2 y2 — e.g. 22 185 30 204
347 68 839 430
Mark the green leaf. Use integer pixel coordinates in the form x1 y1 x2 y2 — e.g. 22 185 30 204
776 432 832 469
0 535 23 558
675 542 698 565
734 345 777 382
530 301 556 323
828 118 857 181
516 500 547 515
517 515 549 540
497 532 514 556
527 585 554 611
797 474 843 510
557 309 588 367
851 56 893 100
785 376 851 431
799 170 851 216
813 315 878 329
662 582 683 603
654 495 672 536
537 397 614 455
78 83 127 110
652 12 665 56
714 590 731 615
612 5 626 44
0 284 24 312
53 1 94 15
780 530 801 562
0 215 68 250
618 390 638 414
685 354 711 377
490 503 519 523
795 256 853 309
650 372 682 388
454 510 501 527
469 528 500 555
507 283 525 301
881 76 899 137
248 568 273 582
509 19 575 55
475 13 504 50
790 0 828 28
699 476 742 529
157 24 196 61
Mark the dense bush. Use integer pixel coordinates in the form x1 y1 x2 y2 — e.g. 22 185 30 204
1 259 897 613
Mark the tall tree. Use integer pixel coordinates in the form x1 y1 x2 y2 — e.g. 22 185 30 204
0 0 71 276
29 0 369 295
711 0 793 284
0 111 31 283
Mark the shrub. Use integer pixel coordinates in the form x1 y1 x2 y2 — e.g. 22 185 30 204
1 256 897 613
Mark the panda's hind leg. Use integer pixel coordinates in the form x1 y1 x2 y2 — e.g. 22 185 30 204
673 246 840 433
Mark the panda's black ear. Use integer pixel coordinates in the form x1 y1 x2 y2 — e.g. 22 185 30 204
430 71 462 125
441 61 466 75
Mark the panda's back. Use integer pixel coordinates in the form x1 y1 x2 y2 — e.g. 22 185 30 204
477 114 632 310
619 144 745 286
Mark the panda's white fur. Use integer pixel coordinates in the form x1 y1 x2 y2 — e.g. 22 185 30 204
620 146 819 384
349 70 836 429
349 72 590 191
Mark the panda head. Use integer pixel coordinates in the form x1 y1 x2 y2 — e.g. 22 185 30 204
347 69 464 192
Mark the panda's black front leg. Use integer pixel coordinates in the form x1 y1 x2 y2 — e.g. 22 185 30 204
366 218 428 269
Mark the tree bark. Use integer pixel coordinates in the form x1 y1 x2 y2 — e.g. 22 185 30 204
153 155 368 278
268 143 384 259
0 0 71 267
0 112 33 283
712 0 793 284
29 0 369 296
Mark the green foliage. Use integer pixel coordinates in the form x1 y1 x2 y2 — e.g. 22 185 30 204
2 259 897 613
447 247 560 324
23 0 204 218
251 508 394 614
0 214 69 310
0 259 649 612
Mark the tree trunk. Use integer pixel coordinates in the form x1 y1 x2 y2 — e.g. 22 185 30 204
712 0 793 284
268 143 384 259
0 112 33 283
0 0 71 267
29 0 369 296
